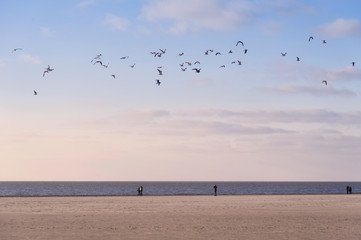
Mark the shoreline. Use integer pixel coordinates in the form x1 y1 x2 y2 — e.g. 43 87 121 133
0 192 359 198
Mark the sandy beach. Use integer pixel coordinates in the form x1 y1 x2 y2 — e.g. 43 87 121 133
1 195 361 240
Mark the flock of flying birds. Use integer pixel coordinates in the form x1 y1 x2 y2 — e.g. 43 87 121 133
87 40 248 88
10 36 357 95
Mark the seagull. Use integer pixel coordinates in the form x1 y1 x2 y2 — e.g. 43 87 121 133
219 65 226 68
204 50 209 55
45 65 54 71
157 69 163 75
323 40 327 44
181 67 187 71
12 48 22 53
130 63 136 68
111 74 116 78
43 65 54 77
177 53 184 57
103 62 109 68
155 79 161 86
296 57 300 62
180 63 184 67
236 41 244 46
244 49 248 54
322 80 327 85
237 60 242 65
192 68 201 73
185 62 192 66
215 52 222 56
228 50 233 54
352 62 355 67
120 56 129 59
194 61 200 65
93 60 103 65
281 52 287 56
308 36 313 42
159 49 166 54
33 90 38 95
90 54 102 63
231 61 236 64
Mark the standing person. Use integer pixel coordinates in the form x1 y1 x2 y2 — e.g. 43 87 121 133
346 185 350 194
213 184 217 196
139 185 143 196
349 186 352 194
137 186 141 196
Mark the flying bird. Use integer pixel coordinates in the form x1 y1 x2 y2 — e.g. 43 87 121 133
308 36 313 42
323 40 327 44
352 62 355 67
43 65 54 77
177 53 184 56
93 60 103 65
296 57 300 62
215 52 222 56
244 49 248 54
322 80 327 85
157 69 163 75
111 74 116 78
33 90 38 95
219 65 226 68
228 50 233 54
130 63 136 68
181 68 187 71
236 41 244 46
237 60 242 65
159 49 166 54
155 79 161 86
103 62 109 68
192 68 201 73
90 54 102 63
194 61 200 65
12 48 22 53
281 52 287 56
185 62 192 66
120 56 129 59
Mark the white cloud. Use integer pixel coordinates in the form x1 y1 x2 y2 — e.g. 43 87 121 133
141 0 255 34
40 27 55 37
315 18 361 38
104 13 130 31
76 0 96 8
176 109 361 125
19 54 42 65
140 0 313 34
326 66 361 81
260 85 357 97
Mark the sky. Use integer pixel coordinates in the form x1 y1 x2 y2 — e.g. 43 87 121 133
1 0 361 181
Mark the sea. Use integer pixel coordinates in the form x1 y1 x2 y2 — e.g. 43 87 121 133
0 182 360 197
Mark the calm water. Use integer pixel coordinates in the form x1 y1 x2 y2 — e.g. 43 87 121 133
0 182 360 197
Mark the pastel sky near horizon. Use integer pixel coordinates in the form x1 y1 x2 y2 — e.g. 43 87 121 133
1 0 361 181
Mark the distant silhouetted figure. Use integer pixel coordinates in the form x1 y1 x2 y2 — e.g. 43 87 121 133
137 186 141 196
346 185 349 194
349 186 352 194
213 184 217 196
139 185 143 196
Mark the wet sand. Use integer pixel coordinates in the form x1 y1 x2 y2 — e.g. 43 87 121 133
1 195 361 240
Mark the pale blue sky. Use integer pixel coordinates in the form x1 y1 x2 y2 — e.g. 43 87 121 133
1 0 361 181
